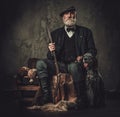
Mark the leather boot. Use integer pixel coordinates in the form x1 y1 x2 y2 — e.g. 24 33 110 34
38 77 52 105
74 81 89 109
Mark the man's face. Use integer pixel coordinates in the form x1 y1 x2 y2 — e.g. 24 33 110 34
62 11 76 27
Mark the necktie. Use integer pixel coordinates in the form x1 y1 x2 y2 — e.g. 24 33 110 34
67 27 75 32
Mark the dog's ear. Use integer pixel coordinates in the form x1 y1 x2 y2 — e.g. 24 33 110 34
93 57 98 70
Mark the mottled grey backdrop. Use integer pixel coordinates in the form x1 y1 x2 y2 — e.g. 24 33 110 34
0 0 120 91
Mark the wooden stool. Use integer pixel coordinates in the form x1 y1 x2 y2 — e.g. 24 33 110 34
16 76 41 106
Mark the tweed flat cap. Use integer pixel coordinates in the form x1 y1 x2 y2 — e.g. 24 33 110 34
60 6 76 17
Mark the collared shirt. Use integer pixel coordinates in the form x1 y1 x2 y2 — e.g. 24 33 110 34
64 25 75 38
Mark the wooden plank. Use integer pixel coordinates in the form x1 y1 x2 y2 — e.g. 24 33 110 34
22 97 33 102
18 85 40 91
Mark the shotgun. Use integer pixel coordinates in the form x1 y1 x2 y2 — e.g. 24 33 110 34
46 26 61 104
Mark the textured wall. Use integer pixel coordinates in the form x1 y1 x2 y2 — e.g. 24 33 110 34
0 0 120 90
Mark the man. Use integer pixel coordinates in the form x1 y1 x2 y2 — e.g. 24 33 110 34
36 6 97 108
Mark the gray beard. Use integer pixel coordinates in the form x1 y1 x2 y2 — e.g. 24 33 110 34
63 18 76 27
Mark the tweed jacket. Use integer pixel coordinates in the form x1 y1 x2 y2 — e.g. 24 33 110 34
47 25 97 62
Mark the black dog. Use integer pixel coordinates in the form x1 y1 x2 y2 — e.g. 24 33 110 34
83 53 105 107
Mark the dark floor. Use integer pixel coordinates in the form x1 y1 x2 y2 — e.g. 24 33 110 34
1 77 120 117
1 90 120 117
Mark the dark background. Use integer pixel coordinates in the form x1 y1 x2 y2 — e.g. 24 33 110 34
0 0 120 91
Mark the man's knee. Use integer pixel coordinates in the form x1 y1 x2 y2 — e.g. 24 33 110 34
68 62 84 81
36 60 47 70
68 62 81 72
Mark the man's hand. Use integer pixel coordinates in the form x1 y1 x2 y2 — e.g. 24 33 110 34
48 43 55 52
76 56 83 62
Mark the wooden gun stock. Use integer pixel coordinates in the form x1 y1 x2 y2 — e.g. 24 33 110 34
46 26 61 103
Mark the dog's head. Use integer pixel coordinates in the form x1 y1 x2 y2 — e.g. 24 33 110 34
17 66 29 77
83 53 97 69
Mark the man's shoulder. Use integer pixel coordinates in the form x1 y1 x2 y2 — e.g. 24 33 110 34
76 25 92 32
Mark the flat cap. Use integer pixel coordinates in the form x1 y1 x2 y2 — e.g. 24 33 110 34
59 6 76 17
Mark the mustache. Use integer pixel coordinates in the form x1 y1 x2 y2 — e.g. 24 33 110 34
64 18 76 24
65 17 76 22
